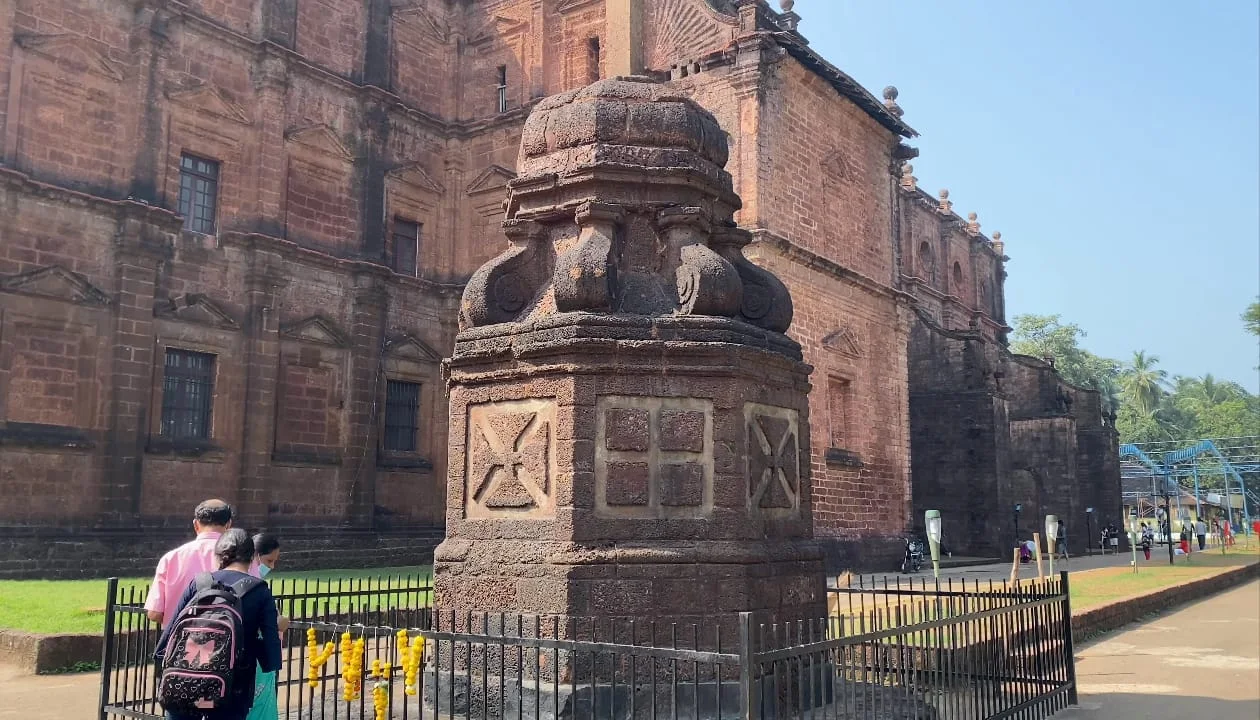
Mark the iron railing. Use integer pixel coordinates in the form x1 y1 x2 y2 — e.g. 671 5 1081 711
100 572 1075 719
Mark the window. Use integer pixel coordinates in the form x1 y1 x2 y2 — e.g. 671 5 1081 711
827 377 850 449
496 66 508 113
177 153 220 234
952 261 964 288
917 241 935 283
383 380 421 452
587 37 601 83
392 218 420 277
160 349 216 440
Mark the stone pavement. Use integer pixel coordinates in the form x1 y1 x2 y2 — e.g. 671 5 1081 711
0 661 98 719
1053 579 1260 720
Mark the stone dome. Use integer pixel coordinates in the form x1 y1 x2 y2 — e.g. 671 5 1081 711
517 76 730 183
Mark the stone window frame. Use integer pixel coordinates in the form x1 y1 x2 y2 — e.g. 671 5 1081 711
382 378 422 452
917 240 935 285
824 373 853 453
496 65 508 113
177 152 221 235
952 260 964 290
377 359 438 472
390 216 422 277
587 37 601 83
146 332 237 459
158 347 216 441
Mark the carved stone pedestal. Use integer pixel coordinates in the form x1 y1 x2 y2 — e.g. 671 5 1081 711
433 76 824 653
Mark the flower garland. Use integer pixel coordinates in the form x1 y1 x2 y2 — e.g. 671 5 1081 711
396 630 428 696
305 628 336 689
340 633 366 702
369 658 392 720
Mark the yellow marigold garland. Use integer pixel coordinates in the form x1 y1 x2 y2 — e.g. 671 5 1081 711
305 628 336 689
369 658 392 720
341 635 366 702
397 630 428 696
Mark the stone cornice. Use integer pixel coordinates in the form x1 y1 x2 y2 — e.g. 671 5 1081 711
0 166 182 228
746 228 913 304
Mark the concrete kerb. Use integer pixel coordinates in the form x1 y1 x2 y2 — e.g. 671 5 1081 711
1068 559 1260 645
4 559 1257 674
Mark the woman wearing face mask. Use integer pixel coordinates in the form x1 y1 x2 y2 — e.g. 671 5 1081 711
247 534 284 720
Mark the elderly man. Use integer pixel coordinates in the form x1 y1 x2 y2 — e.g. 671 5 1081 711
144 499 258 626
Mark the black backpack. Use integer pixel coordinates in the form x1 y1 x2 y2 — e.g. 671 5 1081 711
158 572 261 714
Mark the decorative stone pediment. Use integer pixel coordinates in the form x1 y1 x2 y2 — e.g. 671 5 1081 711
0 265 110 306
393 2 450 41
820 150 856 186
556 0 601 12
388 162 445 195
384 333 442 363
280 315 349 347
465 165 516 195
821 326 863 357
154 294 239 330
284 124 354 161
167 85 251 125
468 13 530 46
17 34 123 81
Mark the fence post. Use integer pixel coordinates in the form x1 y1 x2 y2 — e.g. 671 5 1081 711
738 611 757 720
1059 570 1078 705
98 577 119 720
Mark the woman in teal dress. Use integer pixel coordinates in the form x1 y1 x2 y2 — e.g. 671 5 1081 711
247 534 283 720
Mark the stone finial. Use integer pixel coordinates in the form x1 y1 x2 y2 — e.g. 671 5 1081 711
882 86 903 117
779 0 794 11
991 231 1004 257
937 188 952 214
776 0 800 31
966 212 980 236
900 162 917 191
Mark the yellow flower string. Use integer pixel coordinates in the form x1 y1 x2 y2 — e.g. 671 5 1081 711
369 658 392 720
341 636 366 702
398 631 428 696
305 628 336 689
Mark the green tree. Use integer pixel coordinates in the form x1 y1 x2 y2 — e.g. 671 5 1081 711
1120 350 1168 417
1008 314 1120 390
1244 299 1260 336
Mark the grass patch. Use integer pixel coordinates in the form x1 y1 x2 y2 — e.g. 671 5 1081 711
1068 545 1259 611
0 566 431 635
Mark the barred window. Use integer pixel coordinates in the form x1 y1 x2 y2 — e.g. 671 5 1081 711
392 218 420 277
383 380 421 452
496 65 508 114
160 349 216 440
178 153 220 234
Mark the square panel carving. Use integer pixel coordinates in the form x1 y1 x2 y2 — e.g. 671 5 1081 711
595 396 713 519
745 403 802 518
465 399 557 519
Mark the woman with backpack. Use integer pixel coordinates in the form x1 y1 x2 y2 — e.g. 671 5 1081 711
246 533 283 720
154 529 282 720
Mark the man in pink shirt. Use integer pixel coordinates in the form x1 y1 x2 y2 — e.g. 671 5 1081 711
144 499 258 626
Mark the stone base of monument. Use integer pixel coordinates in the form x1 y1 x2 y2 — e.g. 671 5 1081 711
420 667 856 720
419 667 940 719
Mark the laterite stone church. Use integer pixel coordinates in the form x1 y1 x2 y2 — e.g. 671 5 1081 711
0 0 1120 577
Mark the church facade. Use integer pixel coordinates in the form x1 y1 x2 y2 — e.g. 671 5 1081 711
0 0 1118 576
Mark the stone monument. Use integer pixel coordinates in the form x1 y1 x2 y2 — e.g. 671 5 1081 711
434 77 825 638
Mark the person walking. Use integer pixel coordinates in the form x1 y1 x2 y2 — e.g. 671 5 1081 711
145 500 259 627
1179 522 1192 557
246 534 284 720
155 530 282 720
1140 522 1153 561
1195 517 1207 551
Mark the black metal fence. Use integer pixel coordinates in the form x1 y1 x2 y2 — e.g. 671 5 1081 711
100 572 1075 720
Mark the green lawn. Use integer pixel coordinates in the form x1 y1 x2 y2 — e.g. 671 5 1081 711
1069 545 1259 611
0 566 432 635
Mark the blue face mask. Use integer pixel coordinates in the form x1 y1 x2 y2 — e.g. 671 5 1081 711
258 564 272 579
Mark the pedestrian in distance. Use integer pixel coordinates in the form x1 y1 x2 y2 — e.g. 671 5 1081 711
145 500 259 627
1195 517 1207 551
1139 522 1153 561
155 529 282 720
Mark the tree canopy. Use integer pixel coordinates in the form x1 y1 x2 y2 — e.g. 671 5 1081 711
1008 314 1259 446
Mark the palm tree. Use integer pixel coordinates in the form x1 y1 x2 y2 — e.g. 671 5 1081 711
1121 350 1168 417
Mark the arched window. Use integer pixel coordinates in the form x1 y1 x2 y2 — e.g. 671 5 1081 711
952 261 963 288
917 241 935 283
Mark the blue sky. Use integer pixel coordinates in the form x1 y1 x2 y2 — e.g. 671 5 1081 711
794 0 1260 392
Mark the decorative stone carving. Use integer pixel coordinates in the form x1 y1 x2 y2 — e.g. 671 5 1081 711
745 403 801 517
457 77 793 334
595 396 714 519
465 399 556 518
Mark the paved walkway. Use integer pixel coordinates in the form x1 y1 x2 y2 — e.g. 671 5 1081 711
1053 579 1260 720
0 661 98 719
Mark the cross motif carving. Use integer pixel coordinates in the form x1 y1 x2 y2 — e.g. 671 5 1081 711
465 399 556 517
